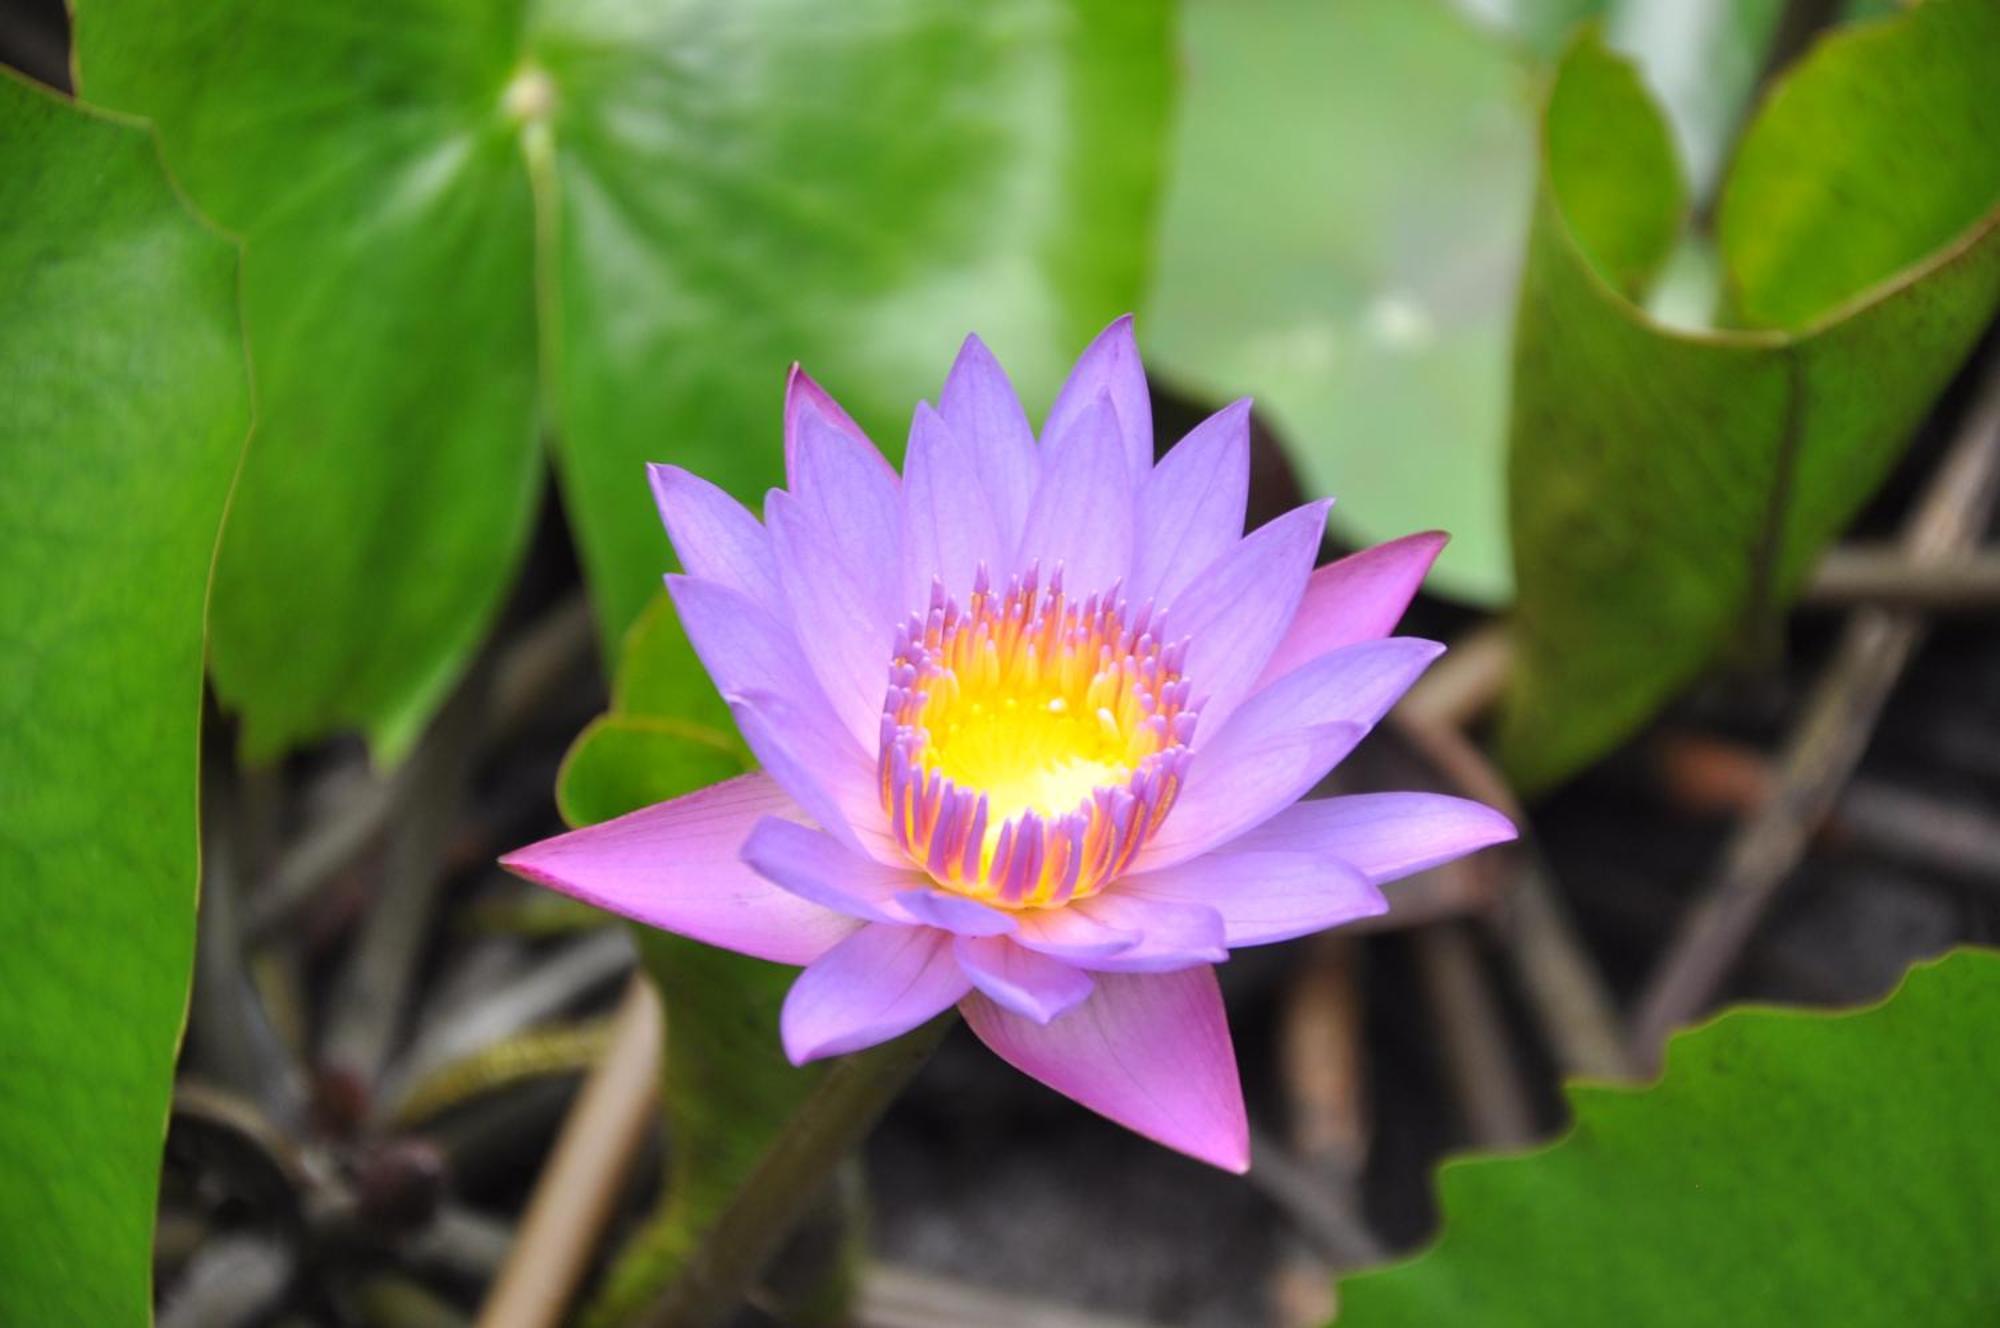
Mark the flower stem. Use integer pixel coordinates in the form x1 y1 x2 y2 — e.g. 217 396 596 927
634 1013 956 1328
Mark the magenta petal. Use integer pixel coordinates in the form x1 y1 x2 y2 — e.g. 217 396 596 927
1065 892 1228 973
939 333 1038 545
1136 722 1365 872
893 889 1018 937
1167 500 1332 747
1015 390 1134 592
501 774 858 966
647 464 785 618
740 816 929 923
781 923 969 1064
766 486 897 749
784 363 891 488
963 966 1249 1172
1129 399 1250 608
953 935 1094 1024
1012 904 1141 960
1236 636 1444 735
1230 793 1518 884
1042 314 1153 481
1259 531 1448 686
1118 852 1386 947
665 573 831 715
726 691 900 866
902 403 1006 613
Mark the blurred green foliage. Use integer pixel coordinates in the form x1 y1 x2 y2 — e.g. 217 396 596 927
1337 948 2000 1324
1501 4 2000 790
70 0 1172 762
0 75 248 1328
1151 0 1535 602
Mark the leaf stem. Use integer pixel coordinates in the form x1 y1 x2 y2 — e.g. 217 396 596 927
635 1015 955 1328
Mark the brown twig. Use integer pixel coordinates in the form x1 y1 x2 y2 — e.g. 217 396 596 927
1630 359 2000 1062
857 1264 1163 1328
1270 935 1373 1326
1805 546 2000 610
1412 923 1538 1147
1654 733 2000 893
1391 716 1635 1081
476 977 665 1328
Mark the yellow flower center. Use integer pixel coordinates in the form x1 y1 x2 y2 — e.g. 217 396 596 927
878 567 1194 908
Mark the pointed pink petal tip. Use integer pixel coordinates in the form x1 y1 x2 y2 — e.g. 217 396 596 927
964 966 1250 1172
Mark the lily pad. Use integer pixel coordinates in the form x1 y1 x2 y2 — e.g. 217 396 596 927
1499 6 2000 790
1338 947 2000 1324
0 74 248 1327
72 0 1171 759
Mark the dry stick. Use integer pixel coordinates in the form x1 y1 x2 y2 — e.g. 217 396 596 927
1654 733 2000 893
1270 936 1372 1328
635 1016 956 1328
1412 921 1538 1148
1393 716 1636 1081
858 1264 1164 1328
1630 361 2000 1064
1805 546 2000 610
476 978 664 1328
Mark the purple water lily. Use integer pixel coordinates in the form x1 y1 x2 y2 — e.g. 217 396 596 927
503 318 1515 1171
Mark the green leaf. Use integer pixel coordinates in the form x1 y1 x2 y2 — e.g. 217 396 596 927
1149 0 1537 604
1336 948 2000 1324
1499 7 2000 790
71 0 1171 760
555 715 744 829
0 74 248 1327
554 595 839 1324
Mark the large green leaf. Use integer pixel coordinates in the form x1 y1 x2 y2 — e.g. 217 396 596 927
554 595 839 1325
1337 948 2000 1323
1149 0 1537 603
1499 5 2000 790
72 0 1171 760
0 74 248 1326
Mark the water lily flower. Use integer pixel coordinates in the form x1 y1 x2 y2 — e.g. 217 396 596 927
503 318 1514 1171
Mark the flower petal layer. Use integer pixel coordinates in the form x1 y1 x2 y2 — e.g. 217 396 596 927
1042 314 1153 481
726 691 899 864
1259 531 1447 686
1016 391 1134 591
893 889 1018 936
963 966 1249 1172
784 364 888 488
740 816 927 923
953 935 1095 1024
781 922 969 1064
1013 893 1228 972
902 403 1005 612
1230 792 1518 883
500 774 857 966
1129 399 1250 608
1239 636 1444 734
647 463 784 618
1118 851 1386 947
938 333 1038 546
1135 722 1365 872
1168 499 1331 747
